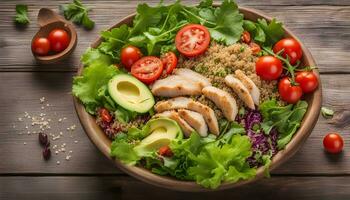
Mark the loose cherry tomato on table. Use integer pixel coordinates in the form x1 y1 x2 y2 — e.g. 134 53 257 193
158 145 173 157
131 56 164 84
161 52 178 75
273 38 302 65
175 24 210 57
295 71 319 93
121 45 142 69
241 31 251 44
48 29 70 53
278 77 303 104
32 37 50 56
249 42 261 55
323 133 344 154
99 108 112 123
255 56 283 80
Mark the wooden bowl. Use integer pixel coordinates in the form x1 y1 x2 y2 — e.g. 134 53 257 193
73 6 322 191
31 8 77 64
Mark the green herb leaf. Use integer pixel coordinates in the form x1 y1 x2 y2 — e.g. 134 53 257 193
260 99 308 149
60 0 95 29
321 106 334 118
14 4 30 25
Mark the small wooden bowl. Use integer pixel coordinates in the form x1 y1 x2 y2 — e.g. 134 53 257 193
31 8 77 64
73 6 322 191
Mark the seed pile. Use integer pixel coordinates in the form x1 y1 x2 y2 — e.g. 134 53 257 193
14 97 79 165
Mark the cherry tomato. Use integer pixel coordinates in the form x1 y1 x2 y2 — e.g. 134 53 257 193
158 145 173 157
48 29 70 53
249 42 261 54
120 46 142 69
241 31 251 44
100 108 112 123
161 52 178 75
32 37 50 56
131 56 163 84
255 56 283 80
323 133 344 154
295 71 319 93
273 38 302 65
278 77 303 104
175 24 210 57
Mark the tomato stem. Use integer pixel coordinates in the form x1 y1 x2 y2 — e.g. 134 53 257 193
262 47 298 84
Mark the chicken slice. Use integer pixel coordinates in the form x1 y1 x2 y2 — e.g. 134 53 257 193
154 97 219 135
235 70 260 105
187 101 220 135
174 68 211 88
151 75 202 97
202 86 238 121
154 97 191 113
155 111 194 137
225 75 255 110
178 109 208 137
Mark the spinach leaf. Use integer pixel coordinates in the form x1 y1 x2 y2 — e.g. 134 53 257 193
243 18 284 47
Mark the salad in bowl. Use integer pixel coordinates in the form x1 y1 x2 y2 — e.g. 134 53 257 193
73 0 321 190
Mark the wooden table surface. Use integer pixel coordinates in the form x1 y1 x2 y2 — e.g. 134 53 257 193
1 0 350 199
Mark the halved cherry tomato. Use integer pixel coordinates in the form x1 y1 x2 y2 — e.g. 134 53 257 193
323 133 344 154
241 31 251 44
255 56 283 80
48 29 70 53
295 71 319 93
161 52 178 75
249 42 261 55
100 108 112 123
278 77 303 104
121 45 142 69
131 56 163 84
32 37 50 56
175 24 210 57
273 38 302 65
158 145 173 157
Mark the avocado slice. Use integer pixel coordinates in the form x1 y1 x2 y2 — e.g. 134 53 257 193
108 74 155 113
134 118 183 156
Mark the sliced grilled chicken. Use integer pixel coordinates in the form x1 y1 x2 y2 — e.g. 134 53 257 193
202 86 238 121
187 101 220 135
225 75 255 110
178 109 208 137
154 97 219 135
154 97 191 113
155 111 194 137
151 75 202 97
235 70 260 105
174 68 211 88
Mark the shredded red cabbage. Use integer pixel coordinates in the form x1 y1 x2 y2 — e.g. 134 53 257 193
239 109 278 167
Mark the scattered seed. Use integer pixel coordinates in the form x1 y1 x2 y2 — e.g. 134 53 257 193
56 161 60 165
23 142 27 145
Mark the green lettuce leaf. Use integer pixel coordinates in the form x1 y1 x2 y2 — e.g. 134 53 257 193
72 63 118 114
81 47 112 67
99 25 129 60
110 133 140 165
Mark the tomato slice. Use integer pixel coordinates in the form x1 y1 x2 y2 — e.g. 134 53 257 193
131 56 163 84
161 52 178 75
175 24 210 57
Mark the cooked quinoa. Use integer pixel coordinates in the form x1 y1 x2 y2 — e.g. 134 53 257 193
178 42 280 119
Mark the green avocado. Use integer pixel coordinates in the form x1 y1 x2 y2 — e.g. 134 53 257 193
134 118 183 156
108 74 154 113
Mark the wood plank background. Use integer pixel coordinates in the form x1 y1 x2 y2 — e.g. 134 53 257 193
1 0 350 199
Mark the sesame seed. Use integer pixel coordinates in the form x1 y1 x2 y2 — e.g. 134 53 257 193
55 151 59 154
23 142 27 145
74 140 78 144
56 161 60 165
41 106 45 110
